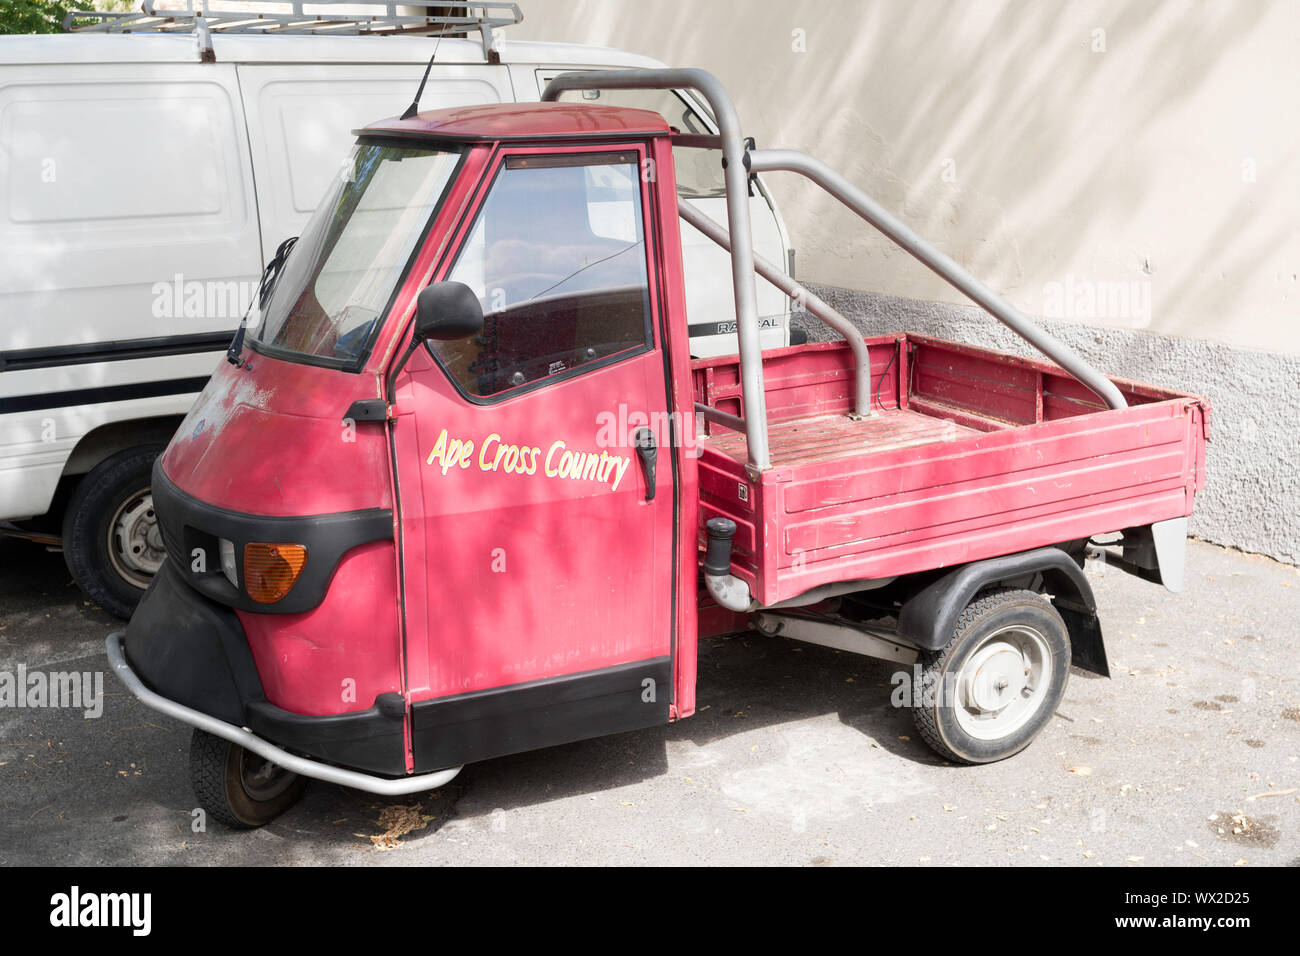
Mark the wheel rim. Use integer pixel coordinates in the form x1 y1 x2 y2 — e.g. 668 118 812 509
952 624 1052 741
107 488 164 589
238 749 298 802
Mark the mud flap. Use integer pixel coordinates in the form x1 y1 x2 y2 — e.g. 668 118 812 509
1054 599 1110 677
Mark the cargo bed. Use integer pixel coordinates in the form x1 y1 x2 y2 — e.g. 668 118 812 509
693 333 1210 607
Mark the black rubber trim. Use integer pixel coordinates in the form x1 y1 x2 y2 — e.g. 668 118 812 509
245 699 405 777
0 376 211 415
153 459 393 614
0 331 232 372
411 656 672 771
125 560 406 774
897 546 1100 652
124 559 262 727
344 398 389 422
505 150 638 169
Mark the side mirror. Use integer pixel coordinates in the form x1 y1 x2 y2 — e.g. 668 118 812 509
414 281 484 342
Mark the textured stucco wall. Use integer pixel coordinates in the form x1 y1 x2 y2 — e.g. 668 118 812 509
794 288 1300 564
512 0 1300 356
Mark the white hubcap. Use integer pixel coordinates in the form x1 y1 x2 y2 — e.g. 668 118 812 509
954 625 1052 741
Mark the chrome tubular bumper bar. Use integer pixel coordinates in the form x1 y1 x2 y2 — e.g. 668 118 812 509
106 632 462 796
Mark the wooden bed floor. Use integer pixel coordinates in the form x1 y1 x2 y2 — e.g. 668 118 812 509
703 408 979 468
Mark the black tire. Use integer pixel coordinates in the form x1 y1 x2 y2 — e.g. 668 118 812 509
912 588 1071 764
189 729 308 829
61 446 165 619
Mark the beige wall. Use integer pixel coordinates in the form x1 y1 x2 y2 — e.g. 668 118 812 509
511 0 1300 354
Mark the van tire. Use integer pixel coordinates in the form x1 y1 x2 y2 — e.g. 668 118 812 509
912 588 1071 764
62 446 165 619
190 729 308 829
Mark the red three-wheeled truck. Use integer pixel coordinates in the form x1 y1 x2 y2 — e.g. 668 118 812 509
108 69 1208 827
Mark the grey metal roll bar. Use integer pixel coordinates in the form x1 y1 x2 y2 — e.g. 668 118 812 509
677 199 873 419
746 150 1127 411
543 68 773 471
542 69 1127 472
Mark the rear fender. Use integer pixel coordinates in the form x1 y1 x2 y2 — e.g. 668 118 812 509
896 546 1109 677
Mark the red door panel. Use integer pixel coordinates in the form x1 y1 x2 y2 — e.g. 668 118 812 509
389 143 678 771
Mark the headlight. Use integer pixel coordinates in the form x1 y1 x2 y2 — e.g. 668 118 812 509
219 538 238 588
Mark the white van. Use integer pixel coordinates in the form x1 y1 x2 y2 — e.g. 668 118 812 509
0 2 795 617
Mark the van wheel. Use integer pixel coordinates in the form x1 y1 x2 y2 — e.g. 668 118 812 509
190 729 308 829
912 589 1070 764
62 446 165 619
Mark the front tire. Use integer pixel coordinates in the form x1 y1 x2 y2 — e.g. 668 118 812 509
912 589 1071 764
190 729 307 829
61 446 166 619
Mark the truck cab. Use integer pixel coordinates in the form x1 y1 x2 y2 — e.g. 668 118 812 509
110 73 1208 829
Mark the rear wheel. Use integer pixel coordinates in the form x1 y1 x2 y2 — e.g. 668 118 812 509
190 729 307 829
61 446 165 619
912 588 1070 764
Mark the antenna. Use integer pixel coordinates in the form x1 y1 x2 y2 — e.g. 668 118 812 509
401 33 443 121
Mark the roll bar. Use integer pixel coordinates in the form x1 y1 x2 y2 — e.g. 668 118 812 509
677 199 873 419
746 150 1128 412
541 69 1126 471
543 68 772 471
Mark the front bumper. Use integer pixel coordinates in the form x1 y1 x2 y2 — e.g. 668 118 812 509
107 632 460 796
126 558 410 774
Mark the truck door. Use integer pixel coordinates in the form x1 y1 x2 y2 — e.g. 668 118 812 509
390 144 678 772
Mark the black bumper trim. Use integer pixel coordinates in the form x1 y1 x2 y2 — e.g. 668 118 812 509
124 560 406 775
152 459 393 614
411 656 672 771
245 700 405 777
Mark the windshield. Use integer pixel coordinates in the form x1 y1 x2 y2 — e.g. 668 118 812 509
249 140 463 367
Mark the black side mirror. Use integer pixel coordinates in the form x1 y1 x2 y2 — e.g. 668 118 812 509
414 281 484 342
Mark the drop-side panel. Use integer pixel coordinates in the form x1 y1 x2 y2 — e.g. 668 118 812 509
693 335 1209 607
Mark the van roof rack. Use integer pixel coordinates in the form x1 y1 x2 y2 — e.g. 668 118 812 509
65 1 524 60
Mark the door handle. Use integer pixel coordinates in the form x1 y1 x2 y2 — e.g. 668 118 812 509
633 427 657 501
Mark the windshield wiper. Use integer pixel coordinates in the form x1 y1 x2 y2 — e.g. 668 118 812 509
228 236 298 366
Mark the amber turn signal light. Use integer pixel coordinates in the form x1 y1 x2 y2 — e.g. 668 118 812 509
243 543 308 604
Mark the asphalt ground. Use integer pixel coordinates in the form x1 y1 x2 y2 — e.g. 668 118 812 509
1 535 1296 866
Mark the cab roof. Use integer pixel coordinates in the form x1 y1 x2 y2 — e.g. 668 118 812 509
360 102 672 142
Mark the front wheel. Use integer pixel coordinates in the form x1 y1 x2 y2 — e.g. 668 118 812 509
912 589 1071 764
190 729 307 829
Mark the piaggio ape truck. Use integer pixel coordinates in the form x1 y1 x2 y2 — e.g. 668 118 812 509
108 69 1208 827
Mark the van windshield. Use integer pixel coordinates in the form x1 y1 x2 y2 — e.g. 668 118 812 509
249 141 463 367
